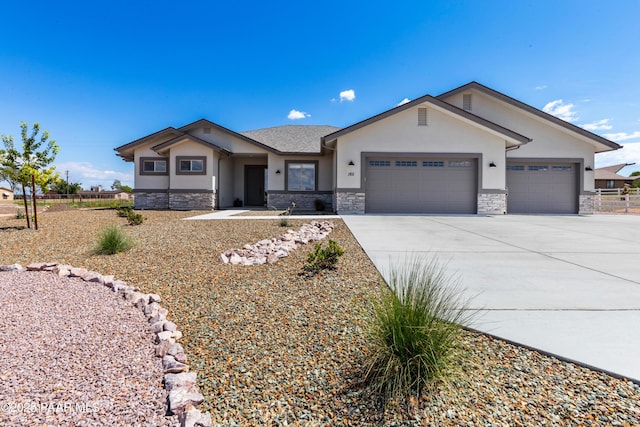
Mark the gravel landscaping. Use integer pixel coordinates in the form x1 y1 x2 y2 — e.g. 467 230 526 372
1 209 639 426
0 270 174 427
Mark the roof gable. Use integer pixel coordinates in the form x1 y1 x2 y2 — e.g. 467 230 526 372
177 119 280 154
595 163 638 181
322 94 531 145
114 127 183 161
597 163 634 174
151 134 230 155
438 81 621 152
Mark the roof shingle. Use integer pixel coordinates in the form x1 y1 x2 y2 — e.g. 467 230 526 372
240 125 340 153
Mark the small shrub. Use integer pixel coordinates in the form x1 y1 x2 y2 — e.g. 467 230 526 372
116 206 133 218
314 198 326 211
278 201 296 227
303 239 344 274
15 210 25 219
95 224 134 255
363 255 475 403
126 211 146 226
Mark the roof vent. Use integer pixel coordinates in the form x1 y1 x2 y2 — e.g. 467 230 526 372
203 127 211 134
418 108 428 126
462 94 472 111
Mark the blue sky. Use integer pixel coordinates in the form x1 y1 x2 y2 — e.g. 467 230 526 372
1 1 639 189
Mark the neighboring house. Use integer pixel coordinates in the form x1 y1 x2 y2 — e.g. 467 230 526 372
77 190 133 200
43 190 132 200
595 163 639 189
0 186 13 201
114 81 621 215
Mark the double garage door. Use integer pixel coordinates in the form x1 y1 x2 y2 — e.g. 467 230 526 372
506 162 578 214
365 157 477 213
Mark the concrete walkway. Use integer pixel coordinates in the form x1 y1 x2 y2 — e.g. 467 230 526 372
341 214 640 382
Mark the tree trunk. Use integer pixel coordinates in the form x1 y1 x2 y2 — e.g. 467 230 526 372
31 174 38 230
21 182 31 229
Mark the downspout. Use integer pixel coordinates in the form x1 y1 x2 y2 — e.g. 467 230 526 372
321 139 338 211
504 144 521 210
167 155 171 209
217 154 221 209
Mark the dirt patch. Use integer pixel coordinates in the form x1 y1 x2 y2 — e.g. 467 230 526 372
0 205 18 215
43 203 78 213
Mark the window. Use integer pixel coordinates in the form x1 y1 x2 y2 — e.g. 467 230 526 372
449 161 472 167
286 161 317 191
606 180 615 189
528 165 549 172
176 156 206 175
552 165 572 172
369 160 391 167
463 94 472 111
140 157 168 175
423 161 444 167
506 165 525 171
395 160 417 167
418 108 428 126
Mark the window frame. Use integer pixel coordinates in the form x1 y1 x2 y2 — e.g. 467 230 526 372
176 156 207 175
285 160 318 192
140 157 169 175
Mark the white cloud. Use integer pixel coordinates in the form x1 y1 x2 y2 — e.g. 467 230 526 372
339 89 356 102
397 98 411 106
287 109 310 120
582 119 613 131
535 85 548 90
602 131 640 142
596 142 640 171
543 99 578 122
55 161 133 189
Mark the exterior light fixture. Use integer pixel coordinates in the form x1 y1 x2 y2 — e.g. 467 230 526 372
489 161 497 168
275 169 281 174
348 160 355 166
585 166 593 171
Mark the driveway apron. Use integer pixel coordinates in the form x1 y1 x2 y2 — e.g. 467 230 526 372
342 214 640 382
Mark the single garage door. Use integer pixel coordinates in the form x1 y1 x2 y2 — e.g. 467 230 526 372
506 162 578 214
365 157 477 213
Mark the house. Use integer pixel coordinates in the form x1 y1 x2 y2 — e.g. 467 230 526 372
43 190 132 200
0 186 14 201
595 163 639 189
115 81 621 215
77 190 133 200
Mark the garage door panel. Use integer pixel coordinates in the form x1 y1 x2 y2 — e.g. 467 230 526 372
507 162 577 214
366 157 477 213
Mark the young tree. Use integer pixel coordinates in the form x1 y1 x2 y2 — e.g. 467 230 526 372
51 179 82 194
111 179 133 193
0 122 60 229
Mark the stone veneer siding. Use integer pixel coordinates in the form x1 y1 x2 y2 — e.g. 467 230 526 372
477 193 507 215
335 191 365 214
134 191 169 210
169 192 216 210
579 194 594 215
134 191 215 210
267 192 333 211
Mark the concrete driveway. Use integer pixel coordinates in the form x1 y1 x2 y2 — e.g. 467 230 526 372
342 214 640 382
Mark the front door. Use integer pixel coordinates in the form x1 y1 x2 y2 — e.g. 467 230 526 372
245 165 266 206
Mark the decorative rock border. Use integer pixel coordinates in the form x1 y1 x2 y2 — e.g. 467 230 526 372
220 220 335 265
0 262 212 427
